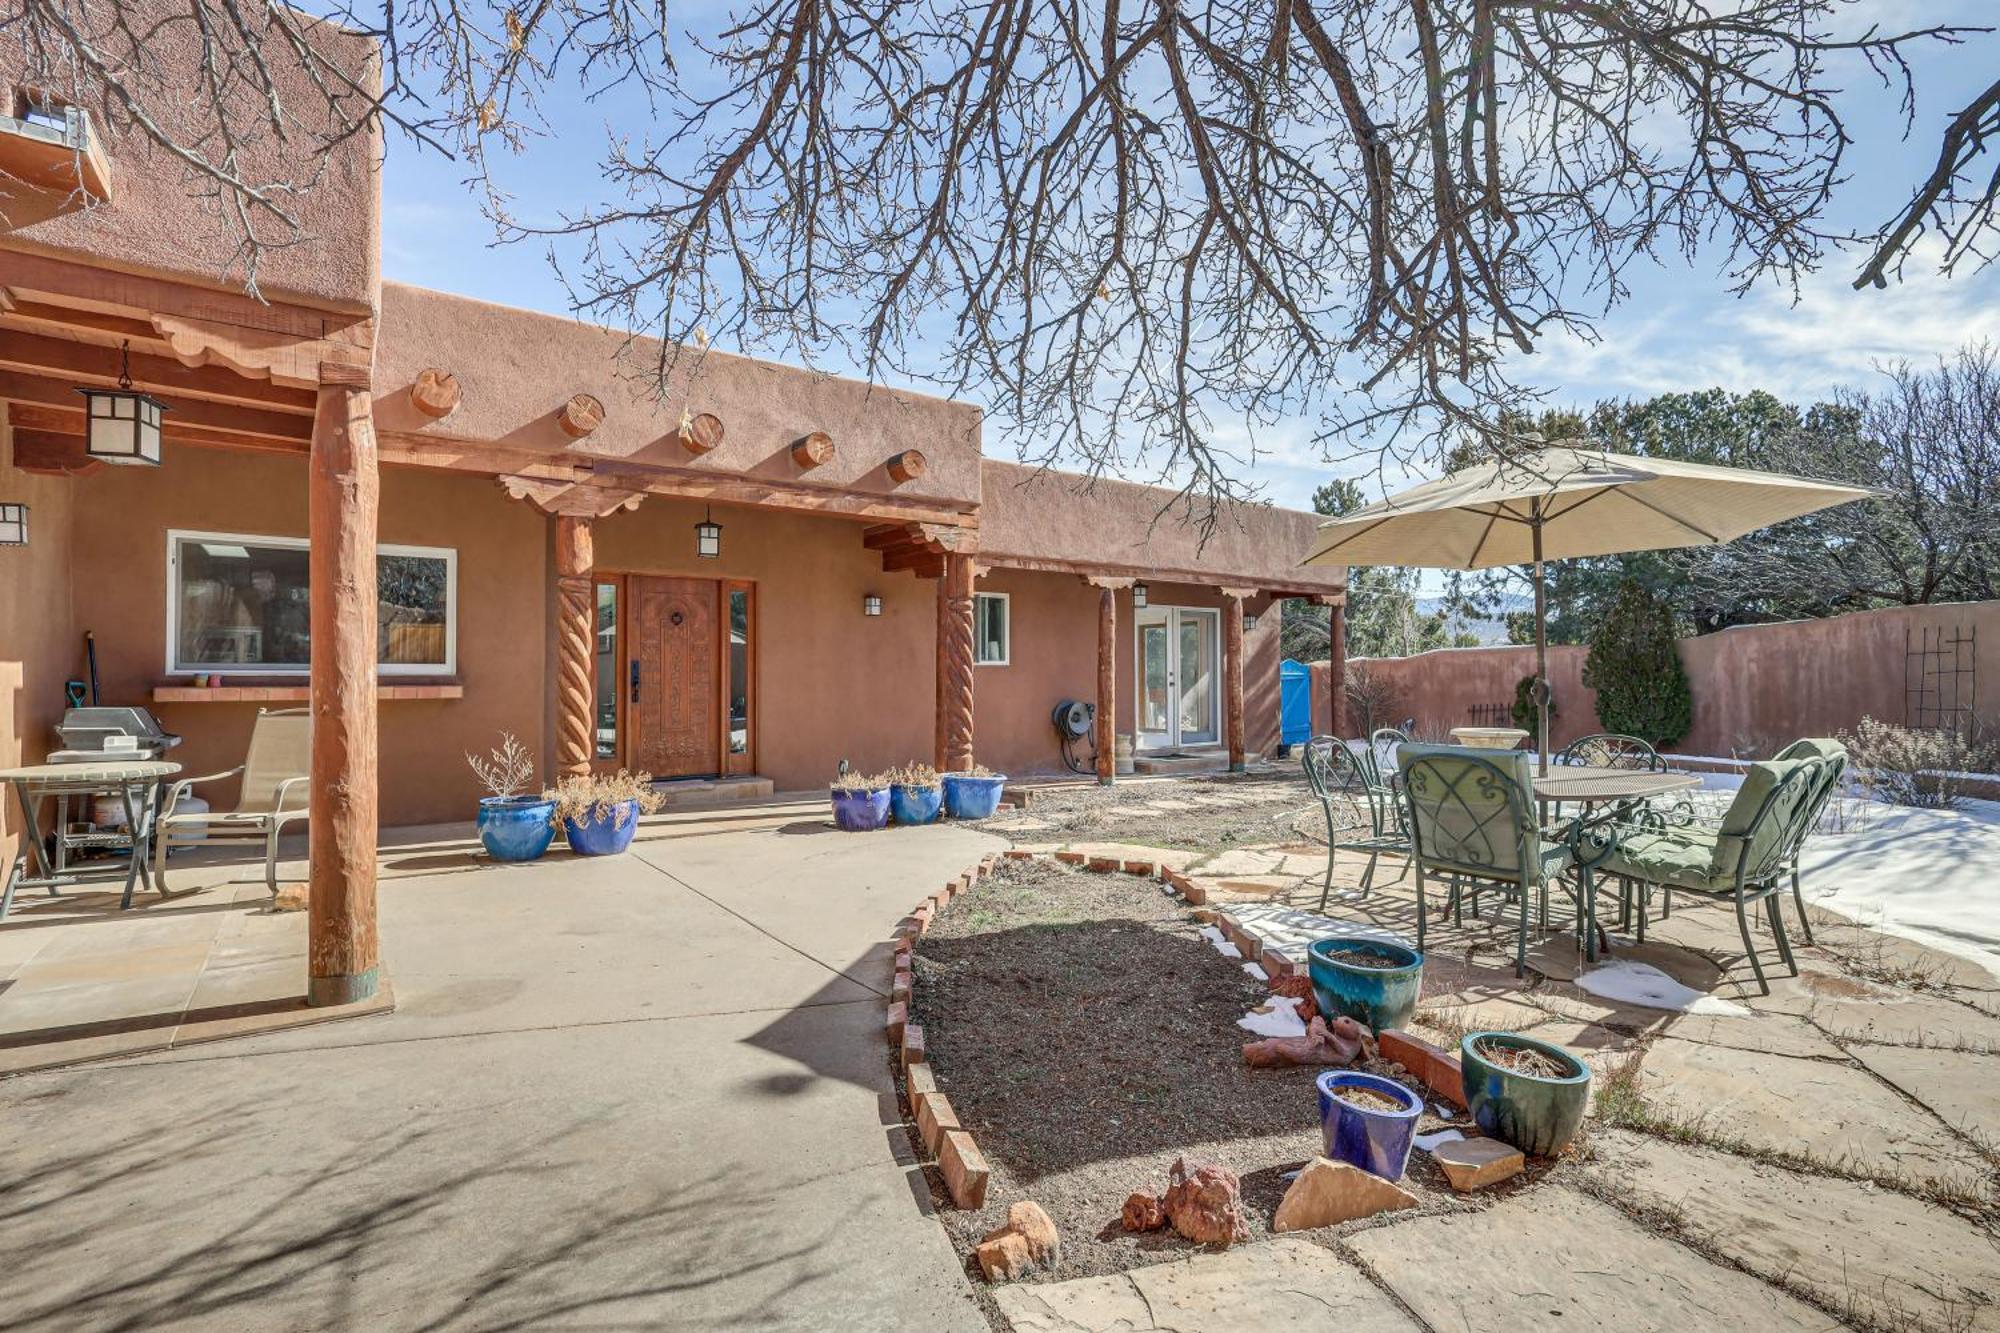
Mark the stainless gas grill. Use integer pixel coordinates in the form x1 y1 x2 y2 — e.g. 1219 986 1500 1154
51 707 182 762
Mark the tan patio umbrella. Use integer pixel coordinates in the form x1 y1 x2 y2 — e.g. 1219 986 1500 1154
1300 444 1879 769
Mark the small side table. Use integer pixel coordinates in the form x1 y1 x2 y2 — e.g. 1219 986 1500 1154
0 760 182 919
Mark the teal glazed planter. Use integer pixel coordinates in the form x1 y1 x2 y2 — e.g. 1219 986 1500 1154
831 788 892 832
477 796 557 862
1460 1030 1592 1158
941 773 1008 820
563 799 641 856
1316 1071 1423 1181
889 783 943 826
1307 937 1423 1033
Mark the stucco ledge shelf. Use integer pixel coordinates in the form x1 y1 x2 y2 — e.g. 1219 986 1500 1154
151 682 465 703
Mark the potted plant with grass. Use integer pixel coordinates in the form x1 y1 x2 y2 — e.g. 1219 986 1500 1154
1315 1070 1424 1181
1460 1030 1591 1157
829 768 891 832
940 763 1008 820
467 733 556 862
1307 937 1423 1032
546 770 663 856
886 762 944 826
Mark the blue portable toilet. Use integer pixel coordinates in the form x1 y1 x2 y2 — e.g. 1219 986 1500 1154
1279 659 1312 747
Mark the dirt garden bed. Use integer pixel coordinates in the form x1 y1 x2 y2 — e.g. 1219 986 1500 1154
1004 768 1339 852
907 857 1544 1284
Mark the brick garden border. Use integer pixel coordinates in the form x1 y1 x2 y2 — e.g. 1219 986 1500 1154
888 844 1466 1219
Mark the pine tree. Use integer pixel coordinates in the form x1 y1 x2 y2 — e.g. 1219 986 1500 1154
1582 580 1694 747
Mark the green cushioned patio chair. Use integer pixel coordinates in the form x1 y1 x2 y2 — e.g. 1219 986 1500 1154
1588 753 1839 994
1303 735 1410 909
1397 743 1584 979
1770 738 1849 944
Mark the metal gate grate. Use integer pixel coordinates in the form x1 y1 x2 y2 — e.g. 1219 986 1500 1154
1905 624 1976 740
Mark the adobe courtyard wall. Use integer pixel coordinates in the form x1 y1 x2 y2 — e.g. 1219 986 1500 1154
1308 601 2000 759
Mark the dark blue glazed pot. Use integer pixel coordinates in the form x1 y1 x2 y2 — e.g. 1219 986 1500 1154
563 799 641 856
1307 937 1423 1033
941 773 1008 820
889 783 943 826
831 788 891 832
1316 1070 1423 1181
477 796 557 862
1461 1031 1591 1158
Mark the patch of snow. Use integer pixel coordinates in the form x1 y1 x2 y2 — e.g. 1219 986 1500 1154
1574 960 1751 1016
1242 962 1269 982
1432 1103 1458 1121
1200 924 1243 959
1414 1129 1466 1153
1237 995 1308 1039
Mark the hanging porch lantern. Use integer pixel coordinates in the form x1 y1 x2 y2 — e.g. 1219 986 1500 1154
862 593 883 617
1131 582 1149 609
0 502 27 547
78 340 167 466
695 505 722 559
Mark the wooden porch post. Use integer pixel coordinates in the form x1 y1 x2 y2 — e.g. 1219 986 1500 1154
554 515 595 778
1095 584 1116 785
1222 591 1249 773
1325 592 1348 738
307 364 380 1007
937 553 976 771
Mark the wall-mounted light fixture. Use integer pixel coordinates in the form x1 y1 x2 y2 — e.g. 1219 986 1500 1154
862 594 883 617
695 505 721 559
1131 582 1149 609
78 340 167 466
0 502 27 547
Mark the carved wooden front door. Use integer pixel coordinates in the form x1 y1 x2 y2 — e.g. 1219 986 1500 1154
629 576 720 779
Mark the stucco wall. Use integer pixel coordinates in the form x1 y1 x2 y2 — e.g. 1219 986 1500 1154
61 446 546 827
1309 601 2000 760
1 404 80 874
1 0 380 311
374 284 986 512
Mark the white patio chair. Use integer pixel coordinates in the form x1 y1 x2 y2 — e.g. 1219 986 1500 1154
153 708 311 894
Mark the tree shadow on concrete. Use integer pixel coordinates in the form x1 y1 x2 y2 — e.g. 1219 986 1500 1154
0 1087 846 1332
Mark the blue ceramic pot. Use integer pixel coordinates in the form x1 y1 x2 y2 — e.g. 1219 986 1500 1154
1307 937 1423 1033
941 773 1008 820
831 788 891 832
1316 1070 1423 1181
889 783 943 826
1461 1031 1592 1158
563 799 641 856
478 795 557 862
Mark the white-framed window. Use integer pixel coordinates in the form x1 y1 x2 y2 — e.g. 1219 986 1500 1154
166 529 457 677
974 592 1010 666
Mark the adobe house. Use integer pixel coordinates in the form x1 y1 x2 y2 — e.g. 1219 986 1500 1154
0 13 1349 1006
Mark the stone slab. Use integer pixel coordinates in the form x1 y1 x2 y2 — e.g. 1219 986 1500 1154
993 1238 1420 1332
1347 1188 1833 1331
1848 1045 2000 1147
1585 1130 2000 1332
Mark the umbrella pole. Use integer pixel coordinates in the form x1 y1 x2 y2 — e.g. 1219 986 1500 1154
1533 515 1548 775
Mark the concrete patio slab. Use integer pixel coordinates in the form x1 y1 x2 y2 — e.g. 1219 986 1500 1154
1848 1045 2000 1143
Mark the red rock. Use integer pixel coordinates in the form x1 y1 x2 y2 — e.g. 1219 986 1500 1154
1379 1029 1465 1109
1272 1157 1418 1231
981 1201 1059 1270
1243 1015 1372 1069
1270 974 1318 1021
975 1232 1032 1281
1162 1157 1249 1247
270 883 308 912
1121 1193 1168 1232
940 1130 990 1208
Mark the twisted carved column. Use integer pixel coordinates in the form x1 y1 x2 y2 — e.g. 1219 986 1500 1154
1327 593 1348 739
555 516 595 778
937 553 977 771
1096 585 1116 785
1224 593 1247 772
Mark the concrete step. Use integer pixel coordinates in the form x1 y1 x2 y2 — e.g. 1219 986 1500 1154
649 775 776 809
1129 750 1262 776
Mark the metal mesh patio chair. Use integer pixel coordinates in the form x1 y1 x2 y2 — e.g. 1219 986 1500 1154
1770 738 1849 944
153 708 310 895
1302 735 1410 909
1397 743 1583 979
1583 753 1837 994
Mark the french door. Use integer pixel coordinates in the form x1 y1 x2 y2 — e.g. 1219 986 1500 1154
1135 606 1220 751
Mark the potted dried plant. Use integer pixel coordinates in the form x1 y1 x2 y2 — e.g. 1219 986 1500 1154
886 762 943 826
1460 1030 1591 1158
829 769 891 832
546 770 663 856
467 733 556 862
941 763 1008 820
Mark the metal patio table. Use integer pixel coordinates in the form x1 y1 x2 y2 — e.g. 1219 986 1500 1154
0 759 181 919
1531 765 1702 963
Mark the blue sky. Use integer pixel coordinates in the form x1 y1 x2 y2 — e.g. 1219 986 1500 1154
378 3 2000 513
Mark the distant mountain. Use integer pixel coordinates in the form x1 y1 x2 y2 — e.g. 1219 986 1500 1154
1416 593 1529 646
